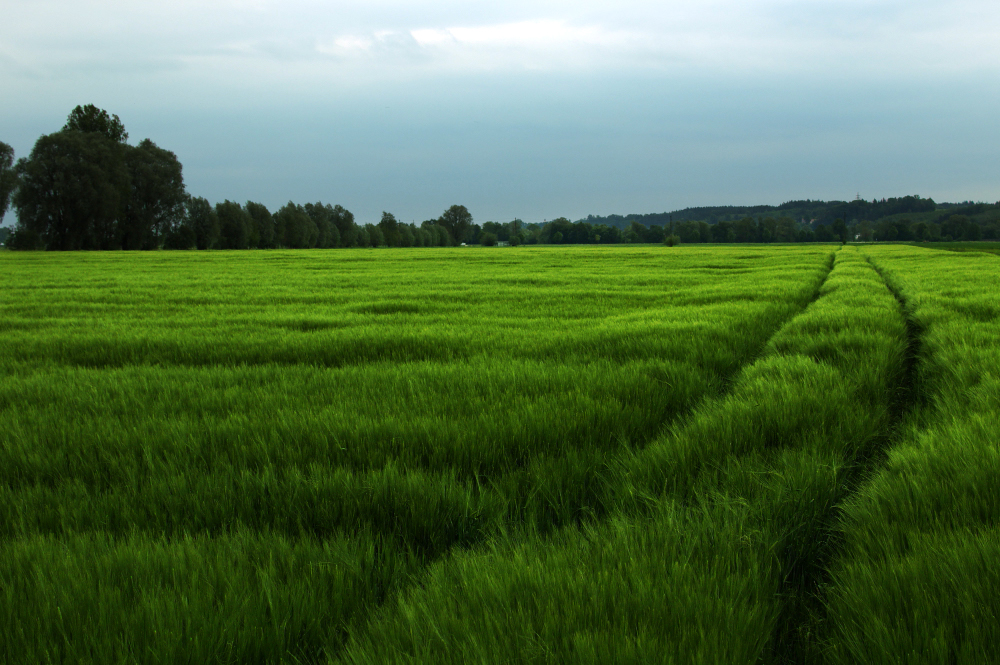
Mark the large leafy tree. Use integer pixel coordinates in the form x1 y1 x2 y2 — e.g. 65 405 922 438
122 139 186 249
734 217 757 243
438 204 472 245
187 196 220 249
815 223 836 242
274 202 318 249
378 211 400 247
163 222 196 250
304 202 340 248
364 223 384 247
216 200 251 249
0 142 15 225
832 218 848 244
13 130 130 250
481 221 505 241
544 217 573 244
11 106 188 250
245 201 274 249
329 204 356 247
398 223 414 247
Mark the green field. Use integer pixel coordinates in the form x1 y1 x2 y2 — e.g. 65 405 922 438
915 241 1000 256
1 244 996 663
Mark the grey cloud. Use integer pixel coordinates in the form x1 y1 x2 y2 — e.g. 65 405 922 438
2 0 998 225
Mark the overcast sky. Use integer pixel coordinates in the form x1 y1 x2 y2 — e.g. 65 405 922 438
3 0 999 224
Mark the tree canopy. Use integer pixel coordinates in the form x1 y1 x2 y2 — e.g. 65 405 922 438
217 200 251 250
188 197 219 250
10 106 189 250
14 130 131 250
438 205 472 244
122 139 186 250
246 201 275 249
64 104 129 144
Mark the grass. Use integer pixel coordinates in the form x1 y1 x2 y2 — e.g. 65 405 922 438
336 246 912 664
0 245 835 663
911 241 1000 255
0 243 994 663
820 245 1000 664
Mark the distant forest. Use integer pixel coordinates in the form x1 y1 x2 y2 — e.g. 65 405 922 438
580 197 941 229
3 105 999 250
574 197 1000 244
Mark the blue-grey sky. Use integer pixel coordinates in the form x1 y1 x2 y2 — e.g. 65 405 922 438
3 0 999 224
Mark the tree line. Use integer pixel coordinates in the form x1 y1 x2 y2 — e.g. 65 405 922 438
2 107 187 251
580 197 1000 244
0 106 480 251
582 196 942 229
173 200 475 250
3 106 998 250
482 209 1000 246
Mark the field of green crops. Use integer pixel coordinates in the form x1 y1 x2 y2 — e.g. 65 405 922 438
1 244 997 664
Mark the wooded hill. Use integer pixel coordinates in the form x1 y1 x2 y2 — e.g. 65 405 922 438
579 196 998 230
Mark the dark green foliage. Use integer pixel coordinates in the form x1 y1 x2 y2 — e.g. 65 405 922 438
356 225 370 248
162 223 196 250
773 217 798 242
419 221 449 247
378 211 400 247
398 224 414 247
434 224 451 246
10 116 995 255
187 196 220 249
713 221 736 242
479 231 498 246
304 202 341 248
676 220 701 243
0 141 15 225
874 218 898 241
413 226 431 247
437 204 472 245
330 204 357 247
63 104 128 144
365 223 384 247
121 140 186 250
940 214 981 241
13 130 130 250
5 225 44 250
815 224 834 242
832 218 847 243
543 217 573 243
729 216 752 242
581 195 939 230
245 201 275 248
9 107 188 251
274 201 318 248
216 200 251 249
481 221 508 241
574 198 1000 246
